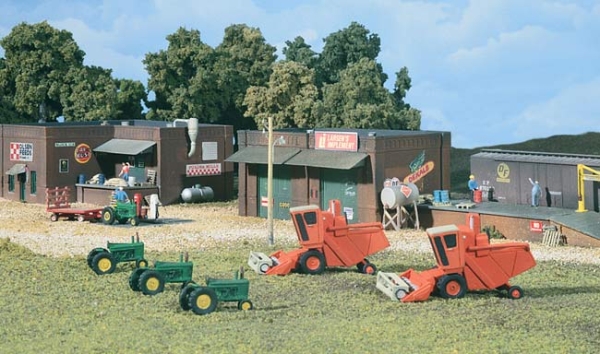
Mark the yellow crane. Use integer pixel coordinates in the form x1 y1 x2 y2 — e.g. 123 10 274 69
576 164 600 212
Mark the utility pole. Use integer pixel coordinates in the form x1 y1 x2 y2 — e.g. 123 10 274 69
267 116 274 246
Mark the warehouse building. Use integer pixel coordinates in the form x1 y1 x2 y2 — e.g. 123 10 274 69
1 119 234 205
227 128 451 223
470 149 600 211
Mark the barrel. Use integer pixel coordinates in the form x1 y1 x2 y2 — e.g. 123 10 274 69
181 186 214 203
78 174 86 184
128 176 137 187
473 189 483 203
380 183 419 209
440 190 450 203
433 190 442 203
98 174 105 185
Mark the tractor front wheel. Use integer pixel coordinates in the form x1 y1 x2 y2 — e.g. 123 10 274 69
437 274 467 299
129 268 146 291
91 252 116 275
238 300 253 311
362 262 377 275
130 216 140 226
86 248 105 269
101 207 115 225
299 250 326 275
189 287 218 315
50 213 58 222
139 270 165 296
508 285 524 300
136 259 148 268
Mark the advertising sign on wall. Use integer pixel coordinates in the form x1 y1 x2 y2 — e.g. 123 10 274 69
315 132 358 151
74 143 92 164
10 142 33 161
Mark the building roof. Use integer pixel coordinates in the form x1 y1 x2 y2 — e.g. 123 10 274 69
472 149 600 167
93 139 156 155
225 146 301 165
285 150 368 169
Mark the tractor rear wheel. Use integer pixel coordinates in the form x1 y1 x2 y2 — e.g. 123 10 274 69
437 274 467 299
508 285 524 300
101 207 115 225
189 287 218 315
179 284 197 311
362 262 377 275
139 270 165 296
86 249 105 269
238 300 253 311
130 216 140 227
91 252 116 275
299 250 326 275
129 268 146 291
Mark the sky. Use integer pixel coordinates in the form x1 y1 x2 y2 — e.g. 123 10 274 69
1 0 599 148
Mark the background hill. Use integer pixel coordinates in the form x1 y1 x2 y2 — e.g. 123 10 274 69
450 132 600 195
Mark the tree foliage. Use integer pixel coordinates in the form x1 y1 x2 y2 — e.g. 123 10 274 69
0 21 145 122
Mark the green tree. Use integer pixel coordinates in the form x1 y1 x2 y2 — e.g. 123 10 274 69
114 79 146 121
317 58 417 130
60 66 117 121
282 36 318 69
243 61 319 128
144 27 218 121
0 21 85 122
214 24 277 130
317 22 384 86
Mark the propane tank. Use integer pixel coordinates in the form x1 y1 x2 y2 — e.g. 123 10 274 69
180 185 214 203
380 183 419 209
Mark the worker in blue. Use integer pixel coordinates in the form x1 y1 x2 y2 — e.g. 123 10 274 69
528 178 542 207
468 174 479 201
113 186 129 202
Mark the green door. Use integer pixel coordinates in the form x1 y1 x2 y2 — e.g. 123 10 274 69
321 168 359 223
258 165 292 220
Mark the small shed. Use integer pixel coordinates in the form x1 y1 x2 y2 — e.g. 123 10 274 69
470 149 600 211
227 128 451 223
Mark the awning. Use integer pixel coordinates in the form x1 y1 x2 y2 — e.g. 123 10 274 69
285 150 368 169
5 163 27 175
94 139 156 155
225 146 301 165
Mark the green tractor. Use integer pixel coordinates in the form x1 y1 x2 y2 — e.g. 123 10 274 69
87 234 147 275
129 253 194 296
179 267 253 315
101 193 161 227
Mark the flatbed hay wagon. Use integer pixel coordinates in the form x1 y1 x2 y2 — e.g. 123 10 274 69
46 186 103 222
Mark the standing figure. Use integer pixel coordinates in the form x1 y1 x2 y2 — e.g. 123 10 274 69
528 178 542 207
119 162 131 181
468 174 479 201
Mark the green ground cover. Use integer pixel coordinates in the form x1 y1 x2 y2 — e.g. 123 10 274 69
2 237 599 354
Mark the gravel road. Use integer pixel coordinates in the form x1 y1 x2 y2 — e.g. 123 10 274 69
1 198 599 264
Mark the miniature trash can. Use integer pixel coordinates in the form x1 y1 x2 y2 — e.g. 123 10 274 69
473 190 483 203
98 174 105 185
78 174 86 184
440 190 450 203
433 190 442 203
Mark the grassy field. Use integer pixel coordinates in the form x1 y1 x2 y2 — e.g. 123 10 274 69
2 236 600 354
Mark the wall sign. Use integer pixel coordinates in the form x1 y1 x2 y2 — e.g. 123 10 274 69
496 163 511 183
202 142 218 161
315 132 358 151
186 163 222 176
59 159 69 173
55 142 75 148
74 143 92 164
10 142 33 161
529 220 543 233
403 161 435 184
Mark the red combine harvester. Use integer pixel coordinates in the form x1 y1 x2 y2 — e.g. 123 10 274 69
376 213 536 302
248 200 390 275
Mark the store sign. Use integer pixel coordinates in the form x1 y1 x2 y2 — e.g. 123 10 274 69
55 142 76 148
74 143 92 164
315 132 358 151
9 142 33 161
186 163 222 176
403 161 435 184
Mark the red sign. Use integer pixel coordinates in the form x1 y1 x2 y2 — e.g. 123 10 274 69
261 197 269 207
529 220 543 232
315 132 358 151
186 163 222 176
400 184 413 198
74 143 92 164
403 161 435 184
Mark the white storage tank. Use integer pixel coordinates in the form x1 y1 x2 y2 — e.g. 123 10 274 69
380 183 419 209
181 185 214 203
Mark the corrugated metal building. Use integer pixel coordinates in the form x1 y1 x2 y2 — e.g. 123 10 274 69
470 149 600 210
1 120 234 205
227 128 451 223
